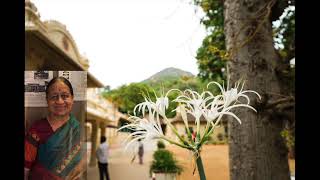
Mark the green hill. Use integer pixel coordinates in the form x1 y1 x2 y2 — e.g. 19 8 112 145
142 67 194 83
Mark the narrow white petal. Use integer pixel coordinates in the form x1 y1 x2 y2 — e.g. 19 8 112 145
238 94 250 104
242 90 261 100
124 135 146 151
207 81 225 94
224 104 257 112
221 111 242 124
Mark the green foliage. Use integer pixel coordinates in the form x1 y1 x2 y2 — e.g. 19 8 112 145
102 83 154 116
194 0 227 82
102 76 220 118
118 118 133 133
274 6 295 61
280 129 295 151
273 6 295 94
193 0 295 86
157 140 166 149
150 149 183 175
196 32 227 81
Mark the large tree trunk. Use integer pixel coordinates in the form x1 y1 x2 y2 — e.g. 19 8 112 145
223 0 290 180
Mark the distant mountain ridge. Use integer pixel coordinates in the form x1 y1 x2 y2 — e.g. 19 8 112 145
142 67 194 83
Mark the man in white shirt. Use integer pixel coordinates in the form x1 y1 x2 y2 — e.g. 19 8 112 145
96 136 110 180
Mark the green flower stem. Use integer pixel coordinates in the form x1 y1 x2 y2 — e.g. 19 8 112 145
199 115 223 145
160 136 192 150
163 116 189 145
180 109 194 145
200 121 211 144
206 115 224 138
196 117 201 142
196 154 206 180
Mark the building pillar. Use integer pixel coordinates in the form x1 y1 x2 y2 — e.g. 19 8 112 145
89 120 100 167
100 122 106 138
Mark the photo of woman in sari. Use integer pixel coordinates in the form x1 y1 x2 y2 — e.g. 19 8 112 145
25 76 85 180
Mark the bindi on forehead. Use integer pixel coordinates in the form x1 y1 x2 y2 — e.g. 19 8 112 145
48 82 70 94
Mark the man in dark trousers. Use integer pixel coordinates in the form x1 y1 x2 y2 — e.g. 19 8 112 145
96 136 110 180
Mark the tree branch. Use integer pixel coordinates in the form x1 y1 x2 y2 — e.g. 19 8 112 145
266 96 294 109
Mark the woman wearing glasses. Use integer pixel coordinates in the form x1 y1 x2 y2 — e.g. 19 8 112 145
25 76 84 180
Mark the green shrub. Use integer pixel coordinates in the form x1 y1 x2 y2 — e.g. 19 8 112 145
150 149 183 176
157 140 166 149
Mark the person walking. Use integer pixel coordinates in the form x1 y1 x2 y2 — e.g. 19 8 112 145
96 136 111 180
138 139 144 165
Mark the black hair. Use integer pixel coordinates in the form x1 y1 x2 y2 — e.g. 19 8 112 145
101 136 107 143
45 76 74 98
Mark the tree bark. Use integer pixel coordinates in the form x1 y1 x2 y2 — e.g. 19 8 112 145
223 0 290 180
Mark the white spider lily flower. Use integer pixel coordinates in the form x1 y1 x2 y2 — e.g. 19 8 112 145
177 104 189 130
202 106 220 123
135 100 166 135
119 80 261 166
174 90 214 141
208 81 261 107
217 103 258 125
134 89 179 117
118 80 261 180
202 95 224 122
223 103 257 113
174 90 213 121
138 119 163 140
224 88 239 106
154 88 181 116
210 104 254 127
118 116 164 150
156 96 169 116
133 89 179 137
134 97 155 116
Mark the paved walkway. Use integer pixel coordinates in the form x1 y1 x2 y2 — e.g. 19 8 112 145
85 143 155 180
84 143 295 180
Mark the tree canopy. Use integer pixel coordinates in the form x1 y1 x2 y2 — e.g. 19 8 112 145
102 83 154 115
194 0 295 86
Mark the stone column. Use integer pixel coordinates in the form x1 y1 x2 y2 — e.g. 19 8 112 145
89 120 99 167
100 122 106 138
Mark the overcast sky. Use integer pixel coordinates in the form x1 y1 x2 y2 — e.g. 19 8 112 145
32 0 206 89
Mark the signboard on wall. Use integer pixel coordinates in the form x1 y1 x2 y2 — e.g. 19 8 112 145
25 71 53 107
58 71 87 101
24 71 87 107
